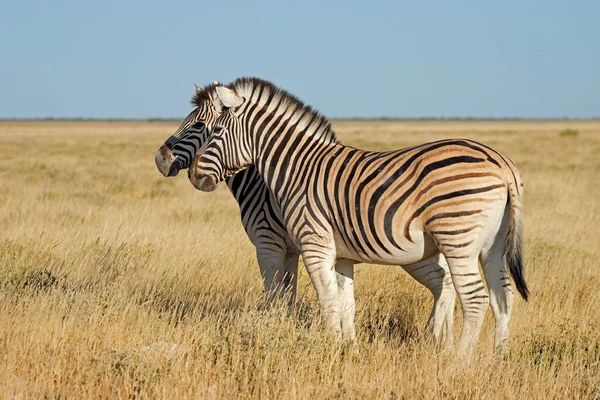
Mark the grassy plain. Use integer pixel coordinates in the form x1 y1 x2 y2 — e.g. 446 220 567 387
0 119 599 398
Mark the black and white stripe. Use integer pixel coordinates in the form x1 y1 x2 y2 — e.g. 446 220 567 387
190 78 528 356
158 82 457 344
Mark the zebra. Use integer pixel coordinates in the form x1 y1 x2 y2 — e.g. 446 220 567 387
156 82 457 345
188 77 528 357
155 82 300 302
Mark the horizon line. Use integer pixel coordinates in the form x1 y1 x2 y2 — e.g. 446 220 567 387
2 116 600 122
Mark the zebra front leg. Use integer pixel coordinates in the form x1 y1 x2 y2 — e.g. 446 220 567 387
402 254 456 347
282 252 300 306
335 259 356 341
255 246 288 305
301 245 341 333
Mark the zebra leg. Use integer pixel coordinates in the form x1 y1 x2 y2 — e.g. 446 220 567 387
440 263 457 348
442 253 490 358
301 246 341 333
480 212 514 358
282 252 300 305
335 259 356 341
402 254 456 347
255 246 288 305
436 254 456 348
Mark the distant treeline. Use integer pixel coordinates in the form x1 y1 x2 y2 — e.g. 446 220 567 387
1 116 599 122
337 116 600 121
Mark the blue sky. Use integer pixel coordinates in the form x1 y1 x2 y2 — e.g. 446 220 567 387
1 1 599 119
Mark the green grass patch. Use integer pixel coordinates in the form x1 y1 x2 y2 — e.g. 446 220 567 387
560 128 580 137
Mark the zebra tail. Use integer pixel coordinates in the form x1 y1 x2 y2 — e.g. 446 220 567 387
504 170 529 301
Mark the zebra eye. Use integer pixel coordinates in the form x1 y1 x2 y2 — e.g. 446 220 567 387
191 121 205 129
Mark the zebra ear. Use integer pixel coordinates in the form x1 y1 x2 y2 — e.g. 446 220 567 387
216 86 243 108
211 95 224 113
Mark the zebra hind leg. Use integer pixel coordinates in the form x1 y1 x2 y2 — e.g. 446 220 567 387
442 250 490 358
436 254 456 348
480 209 515 359
402 254 456 347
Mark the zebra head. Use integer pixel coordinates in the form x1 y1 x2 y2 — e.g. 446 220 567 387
188 85 251 192
155 82 222 177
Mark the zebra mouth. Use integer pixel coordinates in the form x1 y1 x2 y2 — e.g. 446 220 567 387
155 145 180 177
167 162 180 177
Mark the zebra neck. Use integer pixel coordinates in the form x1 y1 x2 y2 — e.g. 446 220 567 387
254 127 340 207
225 167 260 204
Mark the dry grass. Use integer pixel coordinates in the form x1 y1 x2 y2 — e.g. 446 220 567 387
0 120 599 399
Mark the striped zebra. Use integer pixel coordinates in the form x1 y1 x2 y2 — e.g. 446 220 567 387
188 77 528 357
156 82 456 345
155 82 300 302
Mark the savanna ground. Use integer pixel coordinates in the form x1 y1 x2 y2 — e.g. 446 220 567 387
0 119 598 399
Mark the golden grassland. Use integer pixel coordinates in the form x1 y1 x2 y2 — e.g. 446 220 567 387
0 119 599 399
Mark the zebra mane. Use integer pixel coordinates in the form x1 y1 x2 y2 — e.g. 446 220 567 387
190 82 220 107
227 77 339 144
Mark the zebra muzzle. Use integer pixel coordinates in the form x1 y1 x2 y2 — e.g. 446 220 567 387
167 163 180 177
155 144 176 177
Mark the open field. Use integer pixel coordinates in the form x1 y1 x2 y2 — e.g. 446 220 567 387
0 119 599 398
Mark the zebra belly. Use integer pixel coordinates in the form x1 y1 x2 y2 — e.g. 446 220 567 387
332 227 439 266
